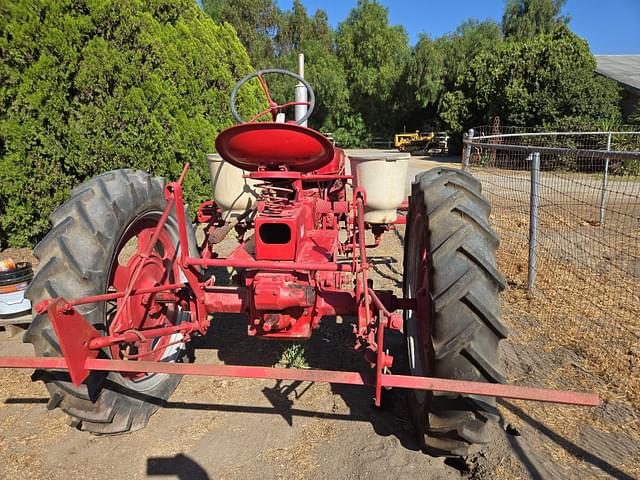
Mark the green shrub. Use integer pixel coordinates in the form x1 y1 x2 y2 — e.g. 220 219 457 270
328 112 372 148
0 0 262 248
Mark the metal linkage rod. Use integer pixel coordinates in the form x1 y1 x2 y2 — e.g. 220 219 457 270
0 357 600 407
36 282 185 311
186 257 353 272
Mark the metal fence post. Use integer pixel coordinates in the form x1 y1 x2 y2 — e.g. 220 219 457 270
598 132 612 225
528 152 540 291
462 128 474 171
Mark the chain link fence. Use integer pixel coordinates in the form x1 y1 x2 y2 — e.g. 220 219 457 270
462 126 640 401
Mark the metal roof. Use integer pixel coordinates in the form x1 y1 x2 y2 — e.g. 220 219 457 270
595 55 640 94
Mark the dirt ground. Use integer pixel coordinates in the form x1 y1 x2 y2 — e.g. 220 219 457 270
1 156 638 479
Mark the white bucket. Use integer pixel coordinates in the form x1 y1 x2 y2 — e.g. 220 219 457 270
349 151 410 224
207 154 260 222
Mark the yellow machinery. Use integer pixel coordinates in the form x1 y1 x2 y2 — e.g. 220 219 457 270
394 130 449 155
394 130 435 152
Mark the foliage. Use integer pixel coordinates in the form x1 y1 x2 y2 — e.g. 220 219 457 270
279 343 309 369
204 0 351 135
503 0 570 40
328 112 372 148
442 20 504 90
407 34 446 108
630 100 640 125
274 40 349 131
0 0 262 248
202 0 279 69
206 1 619 150
335 0 410 136
408 20 503 127
406 19 503 147
275 0 321 53
441 26 620 135
269 1 349 131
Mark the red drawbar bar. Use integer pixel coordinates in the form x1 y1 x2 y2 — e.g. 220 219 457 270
0 356 600 407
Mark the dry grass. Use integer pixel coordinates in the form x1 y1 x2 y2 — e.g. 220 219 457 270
491 205 640 478
494 211 640 407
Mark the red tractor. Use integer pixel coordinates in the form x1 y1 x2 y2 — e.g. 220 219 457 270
1 70 596 456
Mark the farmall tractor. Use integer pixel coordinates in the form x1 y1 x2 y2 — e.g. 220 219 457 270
0 69 597 457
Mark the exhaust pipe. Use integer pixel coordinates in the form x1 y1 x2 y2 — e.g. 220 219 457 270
294 53 307 127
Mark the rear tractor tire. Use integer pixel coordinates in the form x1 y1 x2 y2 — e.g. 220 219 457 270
403 167 508 456
24 169 197 434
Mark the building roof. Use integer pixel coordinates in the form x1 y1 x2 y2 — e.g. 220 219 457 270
595 55 640 94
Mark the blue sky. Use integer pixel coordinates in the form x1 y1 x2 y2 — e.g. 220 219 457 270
275 0 640 54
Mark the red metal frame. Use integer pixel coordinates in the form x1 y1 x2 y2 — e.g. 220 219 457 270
0 356 599 407
0 124 601 412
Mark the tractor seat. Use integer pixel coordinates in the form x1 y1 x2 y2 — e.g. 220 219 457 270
215 122 335 173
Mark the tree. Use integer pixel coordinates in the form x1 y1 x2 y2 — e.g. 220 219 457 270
336 0 410 135
408 34 446 108
311 10 332 51
202 0 280 68
444 20 503 87
503 0 570 40
409 20 502 109
331 111 372 148
406 20 502 137
444 25 620 133
202 0 401 143
271 3 348 131
293 40 349 131
0 0 262 247
275 0 311 54
201 1 348 134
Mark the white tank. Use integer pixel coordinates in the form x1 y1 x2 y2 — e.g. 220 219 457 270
348 151 410 224
207 154 260 222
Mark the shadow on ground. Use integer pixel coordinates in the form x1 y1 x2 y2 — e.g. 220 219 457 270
189 297 420 453
147 454 210 480
497 399 636 480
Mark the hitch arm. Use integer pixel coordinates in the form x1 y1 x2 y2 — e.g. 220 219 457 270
0 356 600 407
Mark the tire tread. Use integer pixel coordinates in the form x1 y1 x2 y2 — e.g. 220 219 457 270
24 169 187 434
404 167 507 456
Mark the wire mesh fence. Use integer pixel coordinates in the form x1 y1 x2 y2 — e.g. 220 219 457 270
463 126 640 403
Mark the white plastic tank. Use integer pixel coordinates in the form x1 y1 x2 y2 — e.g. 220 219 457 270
207 154 260 222
0 261 33 319
348 151 410 224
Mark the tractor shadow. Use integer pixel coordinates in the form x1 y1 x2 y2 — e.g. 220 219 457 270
189 264 419 451
192 312 420 451
147 453 210 480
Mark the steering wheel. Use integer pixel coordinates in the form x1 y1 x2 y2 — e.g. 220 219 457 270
230 68 315 125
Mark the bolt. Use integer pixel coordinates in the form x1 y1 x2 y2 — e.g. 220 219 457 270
389 313 403 331
61 303 74 313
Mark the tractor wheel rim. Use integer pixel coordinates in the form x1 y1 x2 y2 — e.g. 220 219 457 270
107 210 184 384
406 211 432 404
